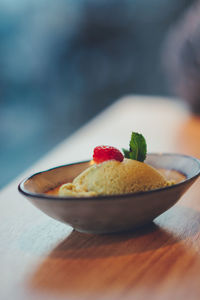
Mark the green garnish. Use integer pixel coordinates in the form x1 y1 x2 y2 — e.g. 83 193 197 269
122 132 147 162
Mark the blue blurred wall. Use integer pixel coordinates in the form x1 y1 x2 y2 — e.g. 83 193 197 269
0 0 195 188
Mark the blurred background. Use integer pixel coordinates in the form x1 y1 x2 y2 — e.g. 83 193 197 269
0 0 199 189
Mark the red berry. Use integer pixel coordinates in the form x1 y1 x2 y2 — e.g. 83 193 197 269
93 145 124 164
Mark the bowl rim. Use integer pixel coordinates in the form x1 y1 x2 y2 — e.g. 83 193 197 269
18 153 200 201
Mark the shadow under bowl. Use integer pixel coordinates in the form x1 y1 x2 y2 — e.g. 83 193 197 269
18 153 200 234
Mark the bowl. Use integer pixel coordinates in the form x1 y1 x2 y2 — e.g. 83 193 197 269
18 153 200 234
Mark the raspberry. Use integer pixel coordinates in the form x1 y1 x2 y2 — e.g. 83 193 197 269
93 145 124 164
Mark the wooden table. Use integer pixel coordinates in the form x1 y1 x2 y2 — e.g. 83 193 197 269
1 96 200 300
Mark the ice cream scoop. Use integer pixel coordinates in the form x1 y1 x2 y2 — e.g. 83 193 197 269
59 159 170 197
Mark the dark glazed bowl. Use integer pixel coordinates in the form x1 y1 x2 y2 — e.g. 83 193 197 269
18 154 200 234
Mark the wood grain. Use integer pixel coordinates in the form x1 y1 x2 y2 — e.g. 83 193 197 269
0 96 199 300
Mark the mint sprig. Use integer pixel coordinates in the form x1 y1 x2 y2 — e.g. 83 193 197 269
122 132 147 162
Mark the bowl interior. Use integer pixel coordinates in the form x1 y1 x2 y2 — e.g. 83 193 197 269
145 154 200 179
21 153 200 197
22 161 91 194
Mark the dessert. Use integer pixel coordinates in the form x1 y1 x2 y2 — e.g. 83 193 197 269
59 132 173 197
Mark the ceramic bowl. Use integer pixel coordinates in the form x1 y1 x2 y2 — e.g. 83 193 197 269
18 153 200 234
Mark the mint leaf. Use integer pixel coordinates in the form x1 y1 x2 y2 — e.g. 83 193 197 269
130 132 147 162
122 148 130 159
122 132 147 162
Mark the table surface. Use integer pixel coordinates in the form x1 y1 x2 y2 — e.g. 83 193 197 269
1 95 200 300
